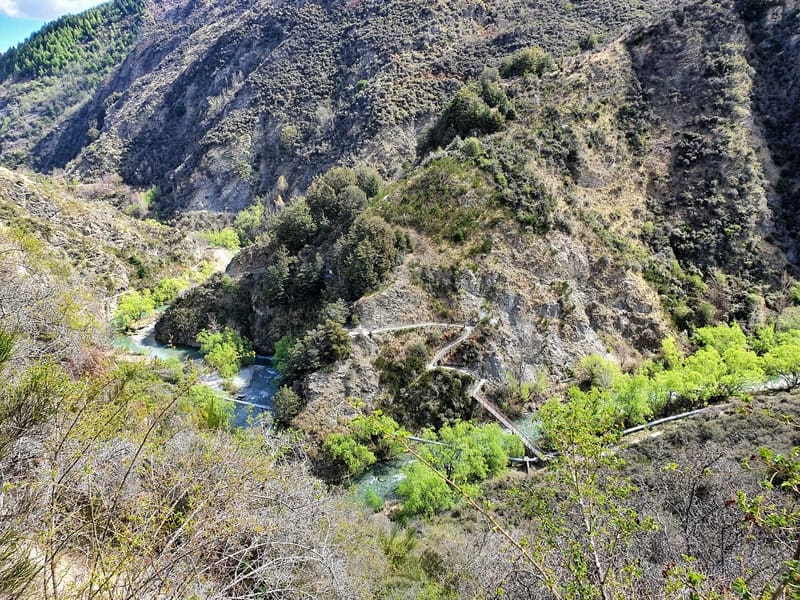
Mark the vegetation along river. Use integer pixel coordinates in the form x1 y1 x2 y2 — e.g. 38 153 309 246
114 322 280 427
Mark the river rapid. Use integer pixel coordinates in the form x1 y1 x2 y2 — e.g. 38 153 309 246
113 323 280 427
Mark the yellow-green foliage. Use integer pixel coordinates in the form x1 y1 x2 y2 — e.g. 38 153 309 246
151 275 190 305
397 421 522 519
234 202 265 246
196 327 255 378
185 384 234 429
202 227 241 251
323 412 407 479
562 323 800 431
114 289 155 330
113 263 211 331
323 433 377 478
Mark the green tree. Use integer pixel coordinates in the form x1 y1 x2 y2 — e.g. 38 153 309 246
196 327 255 378
284 320 351 382
234 201 265 245
397 461 457 519
204 227 241 251
323 433 377 478
522 394 657 600
262 245 292 303
762 331 800 390
306 167 366 231
273 335 295 375
272 385 302 427
395 422 520 519
114 289 155 330
270 199 317 253
336 215 399 300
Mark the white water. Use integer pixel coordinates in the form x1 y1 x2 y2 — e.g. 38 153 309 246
113 326 280 427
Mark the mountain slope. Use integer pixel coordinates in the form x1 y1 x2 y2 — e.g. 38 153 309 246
3 0 671 214
0 167 199 367
0 0 146 166
150 0 800 438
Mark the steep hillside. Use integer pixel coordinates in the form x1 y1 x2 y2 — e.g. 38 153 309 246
152 0 800 439
0 167 199 367
745 0 800 255
2 0 671 214
3 1 800 597
0 0 146 166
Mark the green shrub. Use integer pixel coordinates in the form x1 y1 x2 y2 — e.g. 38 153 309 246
186 384 233 429
499 46 556 78
423 83 510 150
151 276 189 306
572 354 621 390
142 185 159 208
272 385 303 427
203 228 241 251
364 487 384 512
234 202 265 246
355 166 383 199
461 137 483 157
397 422 520 519
0 328 13 367
578 32 603 51
128 254 149 279
279 124 299 147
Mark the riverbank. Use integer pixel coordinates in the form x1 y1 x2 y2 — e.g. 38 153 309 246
112 322 280 427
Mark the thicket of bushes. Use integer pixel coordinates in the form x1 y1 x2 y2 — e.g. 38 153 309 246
113 262 215 331
322 413 521 520
562 322 800 432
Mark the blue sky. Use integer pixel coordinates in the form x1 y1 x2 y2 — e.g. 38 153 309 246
0 1 104 52
0 15 46 51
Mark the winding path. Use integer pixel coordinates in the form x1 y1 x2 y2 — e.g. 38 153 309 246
350 321 548 460
347 322 465 338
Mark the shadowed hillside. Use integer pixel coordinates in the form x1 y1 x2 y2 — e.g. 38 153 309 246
2 0 672 214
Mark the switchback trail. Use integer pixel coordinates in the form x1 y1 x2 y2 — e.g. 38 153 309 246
349 321 548 460
348 321 762 467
